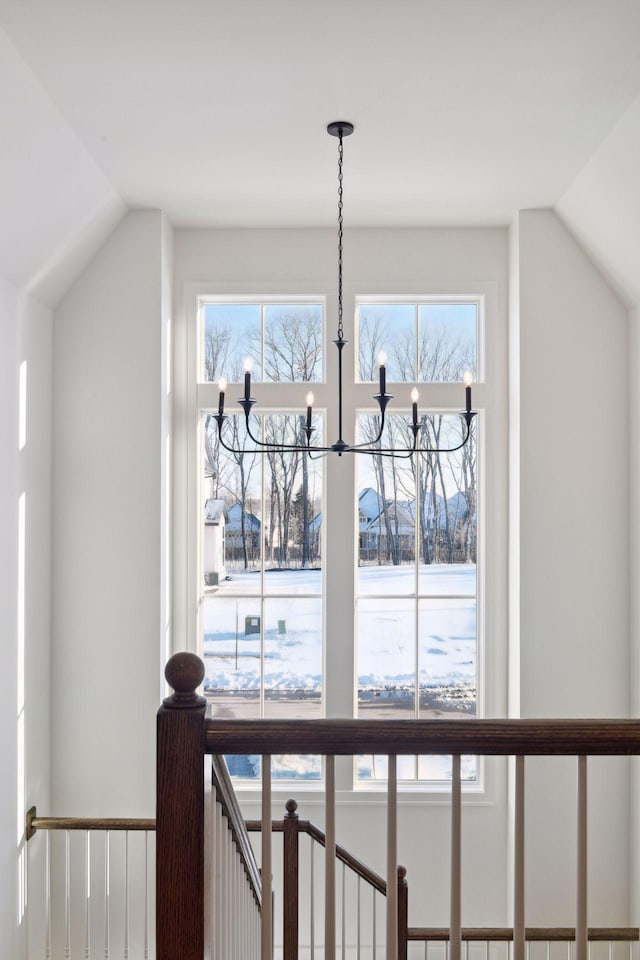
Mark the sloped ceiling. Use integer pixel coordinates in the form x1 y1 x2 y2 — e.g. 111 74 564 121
0 27 125 306
0 1 639 305
557 93 640 309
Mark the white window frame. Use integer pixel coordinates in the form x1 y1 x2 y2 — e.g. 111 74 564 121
175 279 507 804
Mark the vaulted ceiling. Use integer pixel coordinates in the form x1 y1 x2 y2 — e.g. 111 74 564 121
1 0 639 303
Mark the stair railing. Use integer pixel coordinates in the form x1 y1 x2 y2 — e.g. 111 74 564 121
247 799 408 960
25 809 155 958
157 653 640 960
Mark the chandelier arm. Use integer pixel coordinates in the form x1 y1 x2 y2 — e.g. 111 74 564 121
347 412 476 457
350 446 416 459
346 395 392 450
239 409 309 452
216 414 341 456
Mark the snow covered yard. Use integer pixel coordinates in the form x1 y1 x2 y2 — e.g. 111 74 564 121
203 563 477 781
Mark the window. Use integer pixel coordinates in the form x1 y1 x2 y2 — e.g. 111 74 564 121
187 286 500 789
199 299 324 780
354 298 480 783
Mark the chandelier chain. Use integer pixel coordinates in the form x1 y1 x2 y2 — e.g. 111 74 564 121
337 130 344 342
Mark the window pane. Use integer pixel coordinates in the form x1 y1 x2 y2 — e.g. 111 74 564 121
203 413 262 594
263 413 323 594
203 597 262 717
357 598 415 718
358 303 415 381
224 753 322 781
416 416 477 593
418 303 477 381
417 756 479 782
357 414 416 594
202 301 324 384
357 754 478 784
203 303 261 382
263 597 322 719
263 304 322 382
419 599 476 718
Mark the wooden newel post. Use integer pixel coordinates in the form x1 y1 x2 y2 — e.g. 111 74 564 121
397 865 408 960
283 798 300 960
157 653 207 960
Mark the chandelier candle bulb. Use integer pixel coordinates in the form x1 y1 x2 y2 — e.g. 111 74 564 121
217 378 227 416
306 392 314 431
243 358 252 401
411 387 419 427
463 371 473 414
378 351 387 395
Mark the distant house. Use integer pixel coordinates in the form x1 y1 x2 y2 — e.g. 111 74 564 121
358 487 414 562
203 498 226 585
226 502 261 564
358 486 475 564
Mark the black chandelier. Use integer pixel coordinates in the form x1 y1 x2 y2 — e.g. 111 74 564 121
214 121 476 459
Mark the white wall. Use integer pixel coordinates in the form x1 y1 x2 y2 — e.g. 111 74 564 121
51 210 170 817
514 209 631 922
0 275 53 960
27 211 632 944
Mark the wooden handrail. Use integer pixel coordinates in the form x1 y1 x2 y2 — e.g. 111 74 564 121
407 928 640 942
246 816 387 894
205 718 640 756
305 820 388 895
25 806 155 841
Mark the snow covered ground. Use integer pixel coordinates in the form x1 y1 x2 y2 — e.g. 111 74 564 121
203 563 477 781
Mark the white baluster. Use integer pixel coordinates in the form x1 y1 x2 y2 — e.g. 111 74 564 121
310 834 315 960
143 832 149 960
326 755 336 960
357 875 361 960
104 831 110 960
514 756 525 960
205 778 214 960
124 832 129 960
372 888 376 960
262 755 272 960
387 755 398 960
65 830 71 960
577 756 588 960
450 755 462 960
230 842 235 960
342 860 346 960
45 831 52 960
222 818 229 960
85 830 91 959
216 801 223 960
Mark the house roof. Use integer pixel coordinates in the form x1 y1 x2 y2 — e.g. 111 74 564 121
204 499 226 525
226 502 261 533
